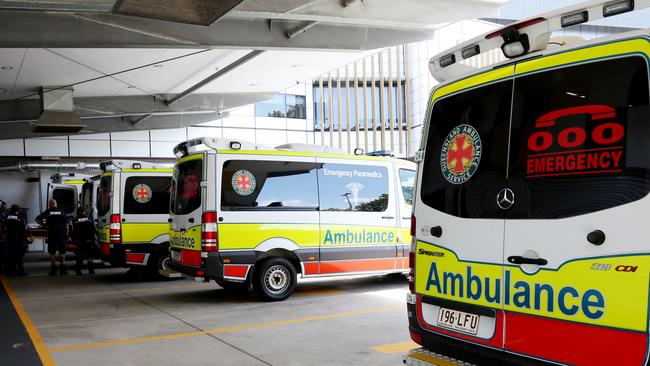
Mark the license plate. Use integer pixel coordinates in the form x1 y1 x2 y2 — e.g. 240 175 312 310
436 307 479 335
171 250 181 262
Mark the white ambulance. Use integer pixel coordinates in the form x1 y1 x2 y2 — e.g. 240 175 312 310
406 1 650 365
96 160 173 276
168 138 416 301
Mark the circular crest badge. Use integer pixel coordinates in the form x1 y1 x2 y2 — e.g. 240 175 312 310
440 124 482 184
232 170 256 196
132 183 152 203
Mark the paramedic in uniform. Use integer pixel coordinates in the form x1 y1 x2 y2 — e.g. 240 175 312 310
36 199 69 276
72 207 96 275
4 205 27 276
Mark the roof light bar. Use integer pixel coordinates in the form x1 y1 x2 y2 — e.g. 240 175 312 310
561 10 589 27
485 17 546 40
439 53 456 68
461 45 480 59
603 0 634 17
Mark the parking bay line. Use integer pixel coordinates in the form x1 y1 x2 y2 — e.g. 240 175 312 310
371 340 419 354
19 284 206 302
1 276 57 366
48 305 403 352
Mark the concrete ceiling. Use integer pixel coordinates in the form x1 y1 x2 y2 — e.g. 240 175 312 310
0 0 510 139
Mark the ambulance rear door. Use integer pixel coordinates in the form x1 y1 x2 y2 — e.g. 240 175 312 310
47 183 77 218
502 44 650 365
413 67 514 349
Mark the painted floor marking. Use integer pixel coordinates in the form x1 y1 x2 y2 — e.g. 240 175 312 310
49 305 402 352
371 340 420 354
1 276 57 366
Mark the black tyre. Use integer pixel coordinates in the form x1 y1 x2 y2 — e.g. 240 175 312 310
146 250 171 279
216 279 250 292
252 257 297 301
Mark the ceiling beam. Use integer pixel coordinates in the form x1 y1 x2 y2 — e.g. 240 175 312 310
0 10 434 49
0 92 274 122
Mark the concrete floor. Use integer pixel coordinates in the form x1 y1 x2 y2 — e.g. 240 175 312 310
4 253 416 366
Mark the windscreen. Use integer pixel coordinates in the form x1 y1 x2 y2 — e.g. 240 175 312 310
97 176 112 217
171 158 203 215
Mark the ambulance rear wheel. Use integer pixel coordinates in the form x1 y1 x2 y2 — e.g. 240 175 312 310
253 257 296 301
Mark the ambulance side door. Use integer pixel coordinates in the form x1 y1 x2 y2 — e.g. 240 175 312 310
316 158 399 275
503 52 650 365
395 162 416 269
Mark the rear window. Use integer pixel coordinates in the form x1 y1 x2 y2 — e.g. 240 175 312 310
52 188 75 215
221 160 319 210
97 176 111 216
171 159 203 215
420 80 512 219
508 56 650 219
123 176 171 215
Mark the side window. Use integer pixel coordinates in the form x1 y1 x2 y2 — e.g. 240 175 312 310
399 169 416 206
509 56 650 219
123 176 171 215
420 80 512 219
318 163 389 212
221 160 319 210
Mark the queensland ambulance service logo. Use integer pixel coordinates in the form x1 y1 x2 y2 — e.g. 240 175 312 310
440 124 482 184
132 183 152 203
232 170 256 196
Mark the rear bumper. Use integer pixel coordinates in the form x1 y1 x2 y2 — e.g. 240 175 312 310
407 301 550 366
100 242 167 268
168 250 253 282
168 252 223 279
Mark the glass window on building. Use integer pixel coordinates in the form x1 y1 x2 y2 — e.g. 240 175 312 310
313 81 406 131
255 94 306 119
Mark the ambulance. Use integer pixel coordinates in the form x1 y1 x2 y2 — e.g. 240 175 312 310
96 160 173 275
406 1 650 365
167 138 416 301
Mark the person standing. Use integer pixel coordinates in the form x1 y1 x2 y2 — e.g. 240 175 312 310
72 207 96 275
4 205 27 276
36 199 69 276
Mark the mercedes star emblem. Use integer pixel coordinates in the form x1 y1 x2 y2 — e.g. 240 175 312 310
496 188 515 210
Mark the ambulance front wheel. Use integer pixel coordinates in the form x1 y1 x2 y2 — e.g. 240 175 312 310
253 257 296 301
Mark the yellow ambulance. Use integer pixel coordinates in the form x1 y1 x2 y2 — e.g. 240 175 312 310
406 1 650 365
96 160 173 276
168 138 416 301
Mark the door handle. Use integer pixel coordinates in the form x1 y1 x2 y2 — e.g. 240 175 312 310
180 228 186 232
188 218 195 223
507 256 548 266
402 217 410 220
430 226 442 238
381 216 395 219
587 230 605 246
